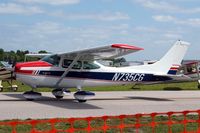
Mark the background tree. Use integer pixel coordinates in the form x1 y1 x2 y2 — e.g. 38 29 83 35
0 48 4 61
38 50 48 53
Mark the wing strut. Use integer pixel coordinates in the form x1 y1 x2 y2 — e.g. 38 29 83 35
54 54 81 88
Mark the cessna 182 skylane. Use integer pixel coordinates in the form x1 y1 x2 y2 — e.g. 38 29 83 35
14 40 190 102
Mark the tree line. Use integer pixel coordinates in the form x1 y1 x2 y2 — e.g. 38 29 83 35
0 48 48 64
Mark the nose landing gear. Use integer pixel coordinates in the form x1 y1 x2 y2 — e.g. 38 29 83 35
23 91 42 101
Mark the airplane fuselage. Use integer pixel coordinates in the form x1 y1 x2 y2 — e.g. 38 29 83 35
15 60 172 89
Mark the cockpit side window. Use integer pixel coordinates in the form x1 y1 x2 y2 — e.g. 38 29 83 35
73 61 82 69
41 54 60 66
63 60 72 68
62 59 82 69
83 61 100 69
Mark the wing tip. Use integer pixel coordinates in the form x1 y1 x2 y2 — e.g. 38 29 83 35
111 44 144 50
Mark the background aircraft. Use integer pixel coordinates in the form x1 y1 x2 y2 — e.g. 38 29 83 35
179 61 200 88
0 61 18 92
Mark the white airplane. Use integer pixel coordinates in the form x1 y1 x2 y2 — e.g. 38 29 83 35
13 40 189 102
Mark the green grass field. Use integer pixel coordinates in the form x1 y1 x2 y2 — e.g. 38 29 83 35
1 80 199 92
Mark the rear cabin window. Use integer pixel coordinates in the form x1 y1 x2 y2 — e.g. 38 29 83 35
62 59 82 69
83 61 100 69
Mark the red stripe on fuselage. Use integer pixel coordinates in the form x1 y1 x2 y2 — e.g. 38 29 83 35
16 70 33 74
15 61 52 68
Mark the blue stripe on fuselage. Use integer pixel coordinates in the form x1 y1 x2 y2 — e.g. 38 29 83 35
38 71 172 82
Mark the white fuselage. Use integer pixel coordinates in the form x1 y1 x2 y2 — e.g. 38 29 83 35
15 61 170 89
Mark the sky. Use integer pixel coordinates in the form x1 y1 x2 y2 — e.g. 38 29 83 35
0 0 200 61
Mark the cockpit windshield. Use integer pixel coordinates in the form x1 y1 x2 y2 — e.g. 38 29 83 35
41 54 60 66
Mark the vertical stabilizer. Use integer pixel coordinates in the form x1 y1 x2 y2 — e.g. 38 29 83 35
140 41 190 75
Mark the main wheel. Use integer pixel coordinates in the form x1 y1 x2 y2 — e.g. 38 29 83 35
74 91 95 103
27 98 34 101
55 96 64 99
198 84 200 89
78 99 87 103
0 87 3 92
52 89 64 99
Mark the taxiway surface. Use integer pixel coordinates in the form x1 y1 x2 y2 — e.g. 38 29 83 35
0 91 200 120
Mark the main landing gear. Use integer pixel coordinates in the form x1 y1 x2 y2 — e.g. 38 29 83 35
23 88 95 103
52 88 71 99
74 91 95 103
52 88 95 103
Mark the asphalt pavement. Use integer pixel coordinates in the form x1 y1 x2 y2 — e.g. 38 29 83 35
0 91 200 120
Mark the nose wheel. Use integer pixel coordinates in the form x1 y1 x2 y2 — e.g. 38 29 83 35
23 91 42 101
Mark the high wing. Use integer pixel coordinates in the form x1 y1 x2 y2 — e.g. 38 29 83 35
54 44 143 88
58 44 144 60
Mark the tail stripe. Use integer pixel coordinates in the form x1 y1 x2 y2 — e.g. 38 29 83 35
168 65 181 75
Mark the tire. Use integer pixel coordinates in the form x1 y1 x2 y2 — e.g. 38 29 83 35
23 91 42 101
55 96 64 99
78 100 87 103
0 87 3 92
198 84 200 89
27 98 34 101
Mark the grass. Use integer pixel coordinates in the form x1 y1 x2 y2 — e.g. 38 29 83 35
0 114 199 133
1 80 199 92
